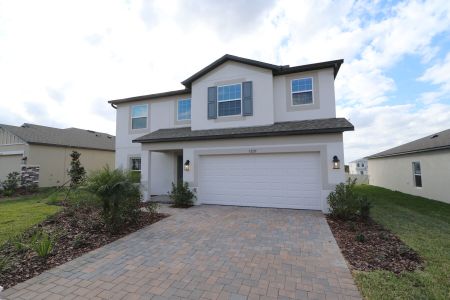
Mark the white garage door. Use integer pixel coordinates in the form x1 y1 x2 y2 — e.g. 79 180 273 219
0 154 21 181
198 152 322 210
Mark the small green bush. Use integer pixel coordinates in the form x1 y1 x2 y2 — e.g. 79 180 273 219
355 233 366 243
11 236 28 253
169 182 196 208
86 167 141 233
30 231 54 258
1 171 20 196
327 178 359 219
143 201 159 214
358 195 373 220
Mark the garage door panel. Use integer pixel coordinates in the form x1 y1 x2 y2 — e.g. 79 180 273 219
198 152 322 210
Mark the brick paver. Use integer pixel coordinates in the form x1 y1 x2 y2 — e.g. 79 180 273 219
1 205 361 299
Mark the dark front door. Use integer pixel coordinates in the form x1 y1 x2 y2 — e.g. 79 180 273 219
177 155 183 184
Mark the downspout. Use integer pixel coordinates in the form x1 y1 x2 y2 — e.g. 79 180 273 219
110 103 117 109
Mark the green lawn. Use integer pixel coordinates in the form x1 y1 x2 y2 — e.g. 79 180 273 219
0 191 61 245
354 185 450 299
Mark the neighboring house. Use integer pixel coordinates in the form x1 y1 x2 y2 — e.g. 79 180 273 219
0 123 115 187
368 129 450 204
109 54 354 212
349 158 368 175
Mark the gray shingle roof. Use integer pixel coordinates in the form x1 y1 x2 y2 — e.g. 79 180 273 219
133 118 354 143
0 123 115 151
368 129 450 159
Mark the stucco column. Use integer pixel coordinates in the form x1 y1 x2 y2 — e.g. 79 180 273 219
140 150 152 201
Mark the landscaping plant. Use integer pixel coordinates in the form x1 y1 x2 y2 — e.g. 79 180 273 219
358 195 373 221
0 255 10 272
30 231 54 258
86 167 141 233
64 151 87 201
143 201 159 214
327 178 360 219
1 171 20 197
169 181 196 208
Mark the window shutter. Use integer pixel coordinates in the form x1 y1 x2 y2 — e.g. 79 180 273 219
242 81 253 116
207 86 217 119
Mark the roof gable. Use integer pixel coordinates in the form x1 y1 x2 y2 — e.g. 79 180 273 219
181 54 344 88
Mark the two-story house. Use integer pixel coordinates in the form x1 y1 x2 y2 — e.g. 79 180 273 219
349 158 368 175
109 55 354 212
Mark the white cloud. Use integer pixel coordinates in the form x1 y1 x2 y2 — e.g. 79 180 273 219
0 0 450 162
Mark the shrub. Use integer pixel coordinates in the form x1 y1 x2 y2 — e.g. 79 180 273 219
143 201 159 214
68 151 86 187
169 182 196 208
11 236 28 253
30 231 54 258
355 233 366 243
358 195 372 221
327 178 359 219
1 171 20 196
86 167 141 233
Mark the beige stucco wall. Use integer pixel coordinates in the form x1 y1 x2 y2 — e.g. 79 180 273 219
191 61 274 130
27 145 115 187
273 68 336 122
368 149 450 204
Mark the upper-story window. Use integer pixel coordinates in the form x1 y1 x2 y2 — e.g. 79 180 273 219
131 104 148 129
177 99 191 121
291 77 313 105
357 163 360 167
218 84 242 117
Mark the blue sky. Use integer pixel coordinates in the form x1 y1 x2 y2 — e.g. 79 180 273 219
0 0 449 162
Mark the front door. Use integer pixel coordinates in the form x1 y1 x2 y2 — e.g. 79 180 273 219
176 155 183 184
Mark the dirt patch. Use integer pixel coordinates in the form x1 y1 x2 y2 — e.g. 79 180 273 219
327 216 423 274
0 206 168 289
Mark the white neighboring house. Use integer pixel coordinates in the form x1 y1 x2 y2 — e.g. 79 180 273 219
368 129 450 204
349 158 368 175
109 54 354 212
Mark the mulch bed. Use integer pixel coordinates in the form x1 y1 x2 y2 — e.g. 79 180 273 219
326 216 423 274
0 206 168 289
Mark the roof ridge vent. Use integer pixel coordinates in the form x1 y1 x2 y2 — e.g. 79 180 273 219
430 134 439 139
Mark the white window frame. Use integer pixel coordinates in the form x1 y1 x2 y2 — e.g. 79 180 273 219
130 157 142 173
291 77 314 106
131 104 148 130
217 83 242 117
412 161 422 188
177 98 191 121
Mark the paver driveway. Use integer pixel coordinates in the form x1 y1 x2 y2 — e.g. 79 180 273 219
1 205 361 300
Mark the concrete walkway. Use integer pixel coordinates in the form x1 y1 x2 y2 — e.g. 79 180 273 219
1 205 361 300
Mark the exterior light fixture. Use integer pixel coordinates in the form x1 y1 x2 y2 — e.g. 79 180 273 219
332 156 340 169
184 160 191 171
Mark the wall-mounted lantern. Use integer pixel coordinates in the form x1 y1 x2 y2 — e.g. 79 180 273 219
184 160 191 171
21 156 27 164
332 156 340 169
